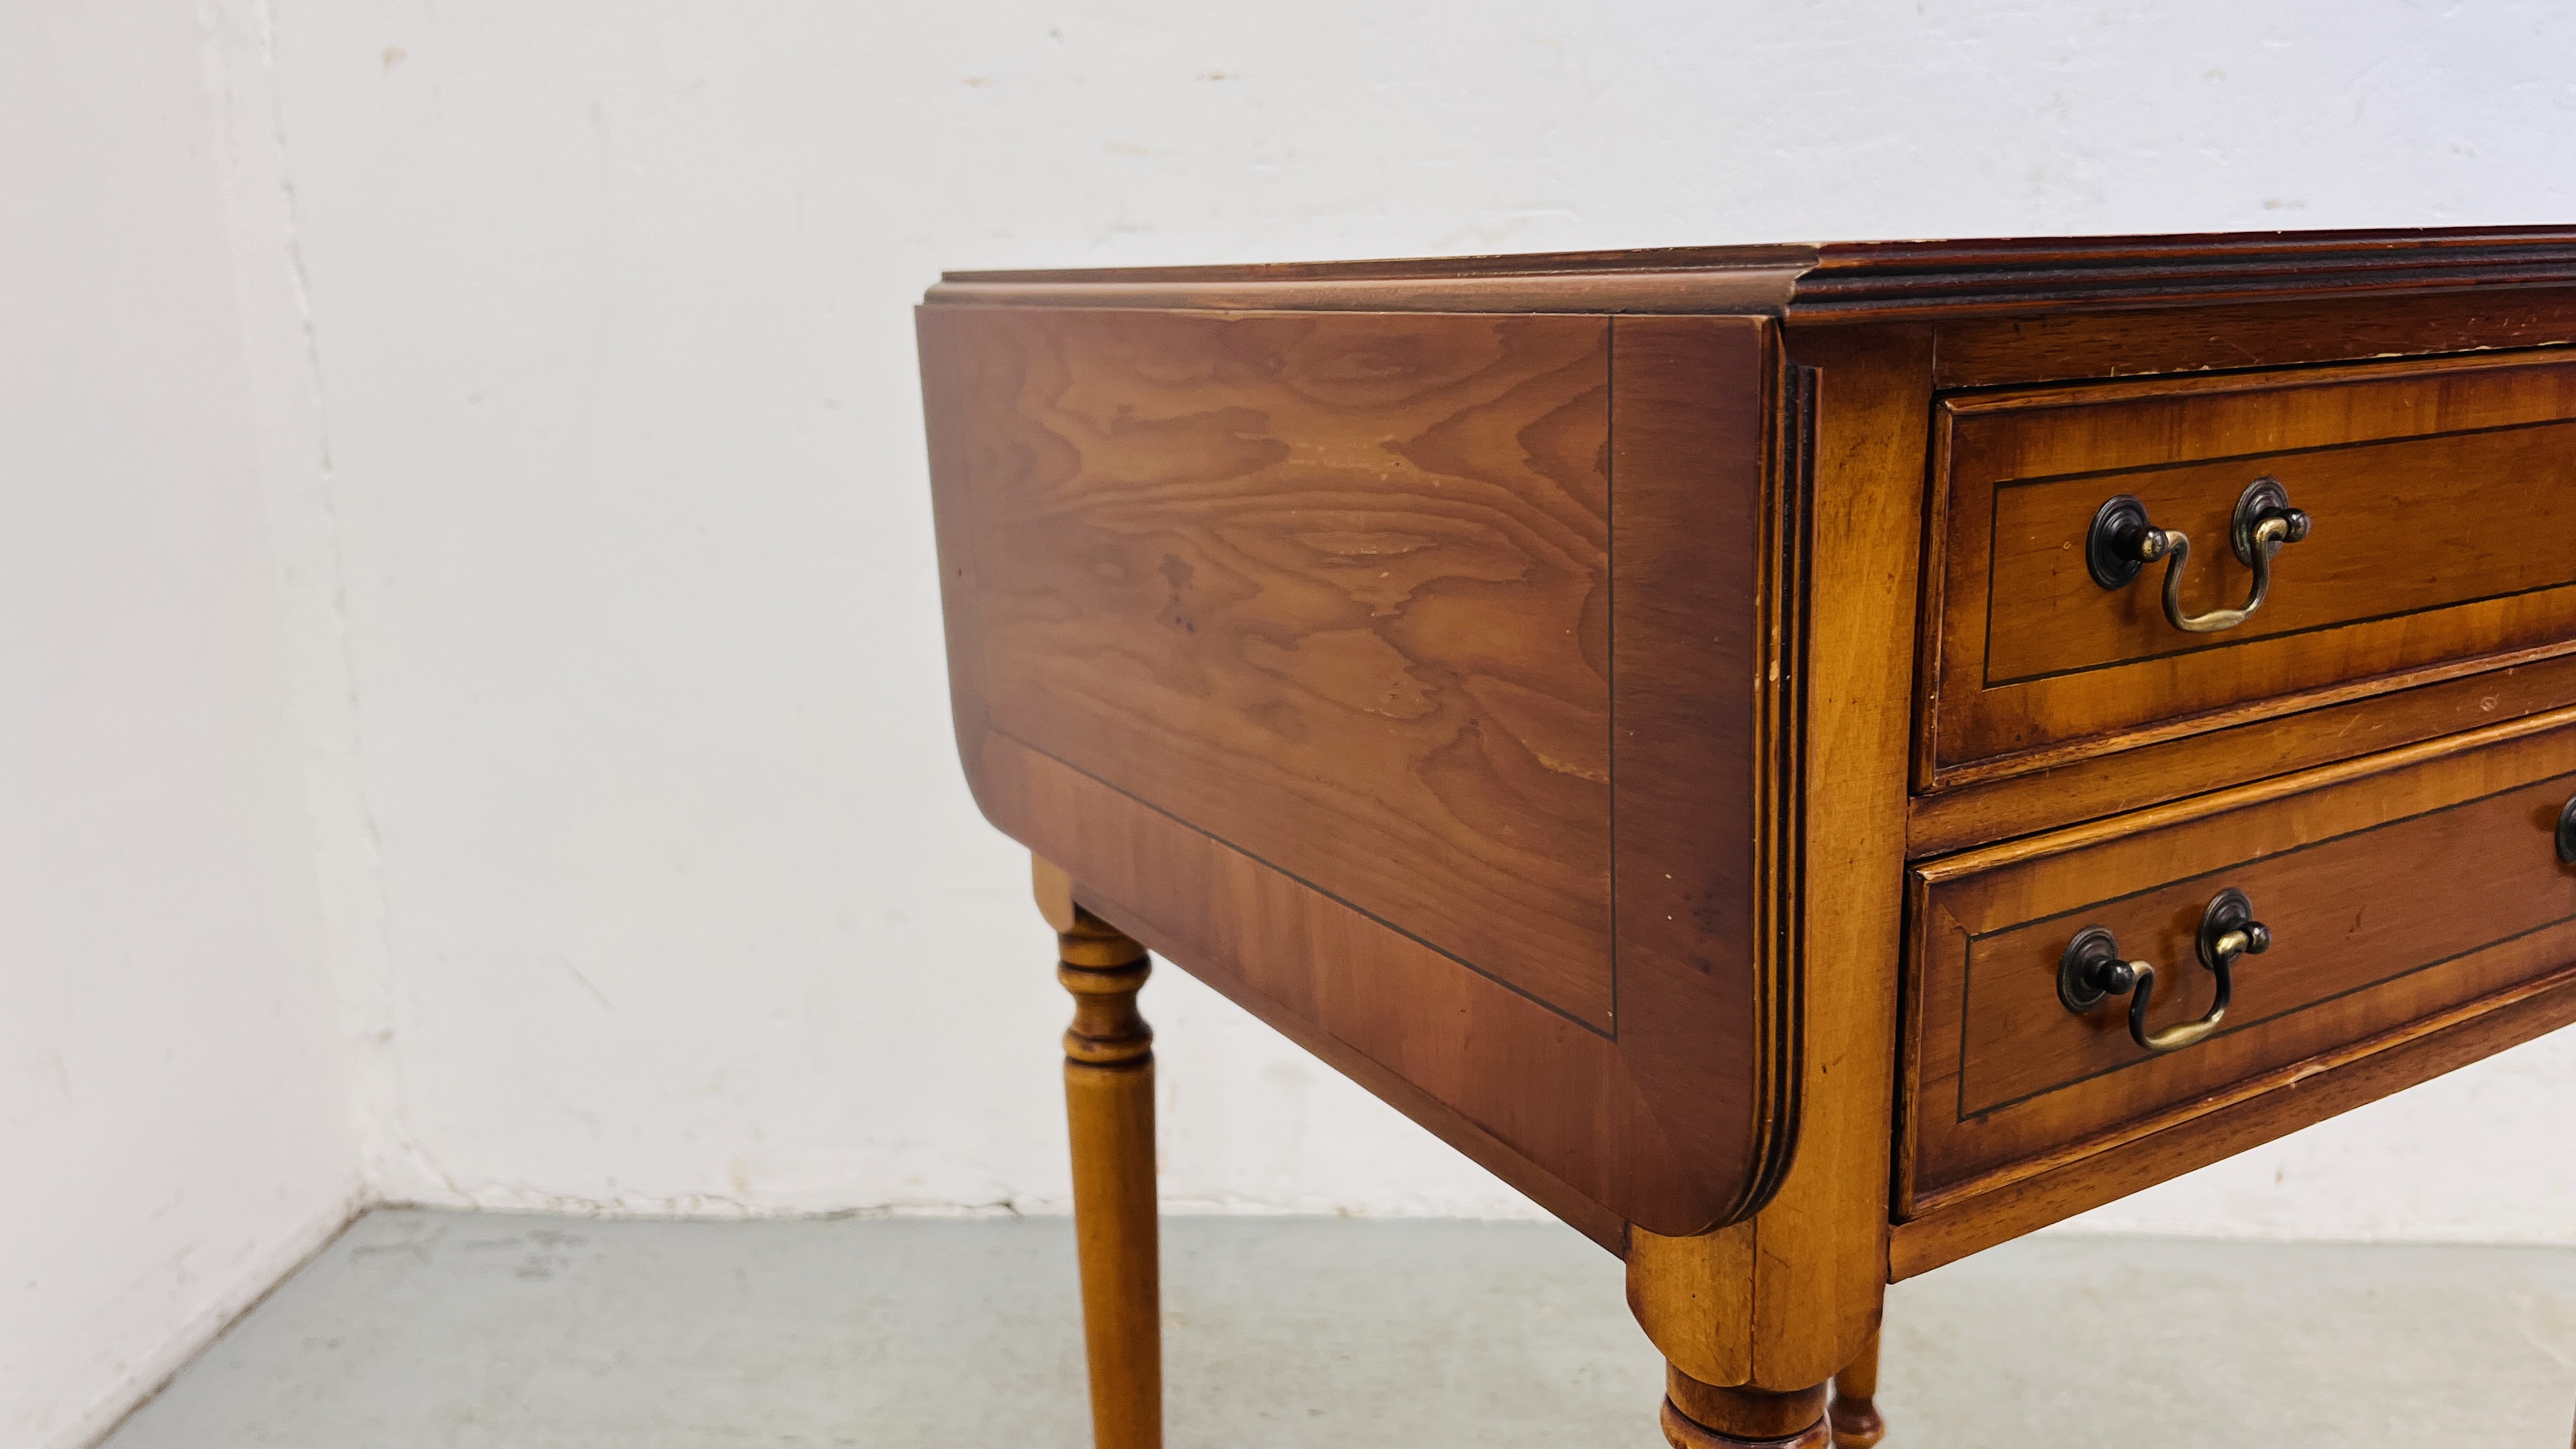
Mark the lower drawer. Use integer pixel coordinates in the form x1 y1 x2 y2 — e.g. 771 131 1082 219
1900 712 2576 1215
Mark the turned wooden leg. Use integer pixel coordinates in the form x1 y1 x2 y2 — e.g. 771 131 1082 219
1827 1324 1885 1448
1047 859 1162 1449
1662 1367 1832 1448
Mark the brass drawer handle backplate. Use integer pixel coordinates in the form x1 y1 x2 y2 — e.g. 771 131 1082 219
2058 889 2272 1054
2087 477 2312 634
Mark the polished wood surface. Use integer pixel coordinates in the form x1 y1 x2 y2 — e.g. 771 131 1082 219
1607 316 1802 1222
1050 881 1162 1449
1660 1400 1832 1449
989 730 1645 1246
1904 712 2576 1212
919 228 2576 1449
1909 648 2576 856
924 305 1804 1235
1890 962 2576 1278
1662 1369 1831 1448
1927 351 2576 786
956 307 1618 1024
935 226 2576 319
1930 286 2576 388
1622 325 1931 1402
1826 1326 1885 1449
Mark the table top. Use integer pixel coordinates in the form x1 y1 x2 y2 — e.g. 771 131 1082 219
927 225 2576 319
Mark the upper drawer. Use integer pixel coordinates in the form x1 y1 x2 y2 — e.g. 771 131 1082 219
1922 352 2576 788
1901 712 2576 1216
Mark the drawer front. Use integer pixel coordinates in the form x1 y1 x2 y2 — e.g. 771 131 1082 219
1901 714 2576 1215
1925 352 2576 786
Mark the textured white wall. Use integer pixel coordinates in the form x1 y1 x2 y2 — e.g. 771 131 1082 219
224 0 2576 1237
19 4 2576 1439
0 9 361 1448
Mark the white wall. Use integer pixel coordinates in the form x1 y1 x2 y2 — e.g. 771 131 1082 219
235 0 2576 1234
19 8 2576 1438
0 8 362 1447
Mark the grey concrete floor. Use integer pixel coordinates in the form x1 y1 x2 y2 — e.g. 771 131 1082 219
102 1208 2576 1448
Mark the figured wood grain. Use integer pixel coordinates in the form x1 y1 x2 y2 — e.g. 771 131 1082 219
921 302 1808 1236
926 304 1679 1237
1933 288 2576 389
988 728 1665 1238
1908 650 2576 857
918 232 2576 1449
1625 325 1929 1397
1889 962 2576 1278
942 306 1620 1025
1984 431 2575 683
1903 716 2576 1210
1925 353 2576 784
1956 778 2576 1117
1609 316 1800 1218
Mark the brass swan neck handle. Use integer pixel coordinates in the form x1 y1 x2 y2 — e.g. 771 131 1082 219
2089 477 2312 634
2058 889 2272 1054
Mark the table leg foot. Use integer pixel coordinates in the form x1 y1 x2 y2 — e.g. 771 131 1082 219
1662 1367 1832 1448
1827 1322 1886 1448
1050 864 1162 1449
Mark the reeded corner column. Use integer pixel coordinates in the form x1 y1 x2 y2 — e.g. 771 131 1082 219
1038 855 1162 1449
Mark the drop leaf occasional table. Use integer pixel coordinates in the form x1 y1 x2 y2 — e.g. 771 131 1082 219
916 228 2576 1446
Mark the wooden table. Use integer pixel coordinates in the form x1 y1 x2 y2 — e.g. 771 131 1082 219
916 227 2576 1446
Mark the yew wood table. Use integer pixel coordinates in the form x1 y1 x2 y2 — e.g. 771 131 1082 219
916 227 2576 1447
